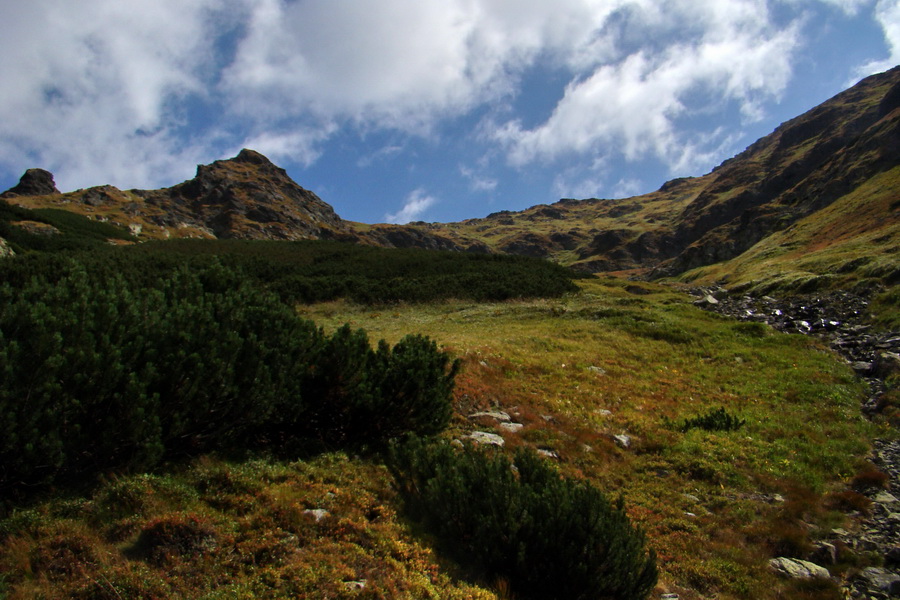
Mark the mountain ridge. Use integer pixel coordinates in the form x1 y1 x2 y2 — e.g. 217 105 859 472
4 66 900 294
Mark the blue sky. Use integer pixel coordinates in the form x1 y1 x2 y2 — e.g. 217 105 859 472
1 0 898 224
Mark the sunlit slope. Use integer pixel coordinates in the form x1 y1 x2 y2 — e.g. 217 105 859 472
680 166 899 297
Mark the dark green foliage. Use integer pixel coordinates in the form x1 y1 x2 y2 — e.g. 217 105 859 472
389 438 657 600
0 199 134 252
677 407 746 432
0 258 458 501
115 238 581 304
297 327 458 447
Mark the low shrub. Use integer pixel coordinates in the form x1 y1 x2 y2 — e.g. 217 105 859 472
677 407 746 433
389 437 657 600
0 259 459 500
133 513 219 564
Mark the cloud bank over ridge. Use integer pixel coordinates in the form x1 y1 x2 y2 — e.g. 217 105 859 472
0 0 897 221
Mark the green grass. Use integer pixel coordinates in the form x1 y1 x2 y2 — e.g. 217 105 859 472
680 166 900 307
299 278 879 598
0 277 884 599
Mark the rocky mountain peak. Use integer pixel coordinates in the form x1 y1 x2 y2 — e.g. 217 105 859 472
1 168 60 198
232 148 273 165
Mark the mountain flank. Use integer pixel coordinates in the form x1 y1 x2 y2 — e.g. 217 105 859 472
4 67 900 293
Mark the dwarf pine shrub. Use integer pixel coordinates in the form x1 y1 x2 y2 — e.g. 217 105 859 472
678 407 746 432
0 259 458 499
389 438 657 600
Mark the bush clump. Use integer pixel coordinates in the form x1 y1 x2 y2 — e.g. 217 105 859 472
0 259 458 500
389 437 657 600
677 407 746 432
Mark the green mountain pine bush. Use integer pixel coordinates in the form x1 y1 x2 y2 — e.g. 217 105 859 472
389 437 658 600
0 259 458 500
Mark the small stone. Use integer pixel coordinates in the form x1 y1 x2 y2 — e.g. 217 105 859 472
468 411 511 422
303 508 330 522
809 542 838 566
344 580 367 591
499 422 524 433
873 491 899 506
660 594 679 599
596 409 613 417
682 493 701 503
613 434 631 449
769 557 830 579
587 365 607 375
0 237 14 258
467 431 505 447
537 449 560 460
851 361 873 375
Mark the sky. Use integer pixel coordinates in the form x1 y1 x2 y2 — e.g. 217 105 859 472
0 1 898 225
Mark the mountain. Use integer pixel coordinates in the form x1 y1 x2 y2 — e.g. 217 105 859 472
2 149 357 242
424 65 900 291
4 67 899 294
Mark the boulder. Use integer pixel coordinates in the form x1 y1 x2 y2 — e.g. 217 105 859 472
467 431 505 447
769 557 830 579
874 352 900 379
857 567 900 595
500 422 524 433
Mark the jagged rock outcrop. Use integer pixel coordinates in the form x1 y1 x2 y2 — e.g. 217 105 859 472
1 168 59 197
138 148 352 240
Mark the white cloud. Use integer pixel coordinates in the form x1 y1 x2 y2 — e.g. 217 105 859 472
238 125 337 168
385 188 437 224
0 0 893 201
460 165 498 192
611 177 645 198
0 0 229 190
491 0 799 172
856 0 900 76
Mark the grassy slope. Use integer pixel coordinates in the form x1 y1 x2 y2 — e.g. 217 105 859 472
0 278 886 600
677 165 900 322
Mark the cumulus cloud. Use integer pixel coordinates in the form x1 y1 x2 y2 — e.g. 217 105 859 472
385 188 438 224
857 0 900 76
0 0 230 190
0 0 893 201
460 165 498 192
491 0 798 172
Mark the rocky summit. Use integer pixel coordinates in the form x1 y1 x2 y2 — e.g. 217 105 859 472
1 168 60 198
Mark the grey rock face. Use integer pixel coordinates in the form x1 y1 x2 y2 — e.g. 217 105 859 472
1 168 59 197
